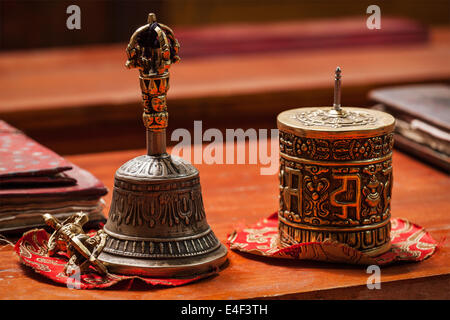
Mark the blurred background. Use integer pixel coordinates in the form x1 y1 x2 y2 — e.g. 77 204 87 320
1 0 450 50
0 0 449 157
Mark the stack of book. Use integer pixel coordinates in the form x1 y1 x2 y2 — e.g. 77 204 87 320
370 84 449 172
0 120 107 234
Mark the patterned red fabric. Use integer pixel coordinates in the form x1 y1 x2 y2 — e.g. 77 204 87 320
228 213 438 265
15 229 217 289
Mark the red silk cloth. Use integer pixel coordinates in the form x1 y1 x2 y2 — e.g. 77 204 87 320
15 229 217 289
228 213 438 265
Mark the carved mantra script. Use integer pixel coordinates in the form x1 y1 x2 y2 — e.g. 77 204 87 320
330 174 362 220
279 159 392 226
280 167 302 216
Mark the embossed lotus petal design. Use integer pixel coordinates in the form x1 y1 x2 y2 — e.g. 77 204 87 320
117 155 197 179
294 109 377 128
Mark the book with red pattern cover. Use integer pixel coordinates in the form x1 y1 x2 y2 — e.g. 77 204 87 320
0 120 107 233
0 120 73 184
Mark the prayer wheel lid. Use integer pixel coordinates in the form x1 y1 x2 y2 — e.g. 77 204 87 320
277 67 395 138
277 106 395 139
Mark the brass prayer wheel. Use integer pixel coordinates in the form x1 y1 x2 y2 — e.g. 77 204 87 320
277 67 395 256
97 13 227 277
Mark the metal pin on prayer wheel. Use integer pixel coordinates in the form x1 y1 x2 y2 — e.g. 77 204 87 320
97 13 227 277
333 67 342 112
277 67 395 257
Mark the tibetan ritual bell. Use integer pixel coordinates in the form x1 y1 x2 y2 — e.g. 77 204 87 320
98 13 227 277
277 67 395 256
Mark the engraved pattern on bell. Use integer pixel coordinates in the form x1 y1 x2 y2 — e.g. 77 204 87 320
117 154 197 179
102 228 222 259
293 109 377 128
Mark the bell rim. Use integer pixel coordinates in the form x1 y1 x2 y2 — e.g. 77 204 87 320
97 243 228 278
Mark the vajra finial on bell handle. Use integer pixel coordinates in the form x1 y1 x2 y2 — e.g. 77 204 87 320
125 13 181 155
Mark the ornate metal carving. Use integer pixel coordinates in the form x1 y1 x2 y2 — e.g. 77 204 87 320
102 228 221 259
278 148 393 255
279 131 394 162
279 158 392 225
125 12 180 132
293 109 377 128
108 175 206 228
43 212 108 276
277 67 395 256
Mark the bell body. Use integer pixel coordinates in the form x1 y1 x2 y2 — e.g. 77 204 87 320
277 107 395 256
98 154 227 277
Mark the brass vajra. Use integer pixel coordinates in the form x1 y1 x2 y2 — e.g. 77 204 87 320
125 12 180 132
43 213 108 276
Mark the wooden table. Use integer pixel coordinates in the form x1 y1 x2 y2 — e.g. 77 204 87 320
0 144 449 299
